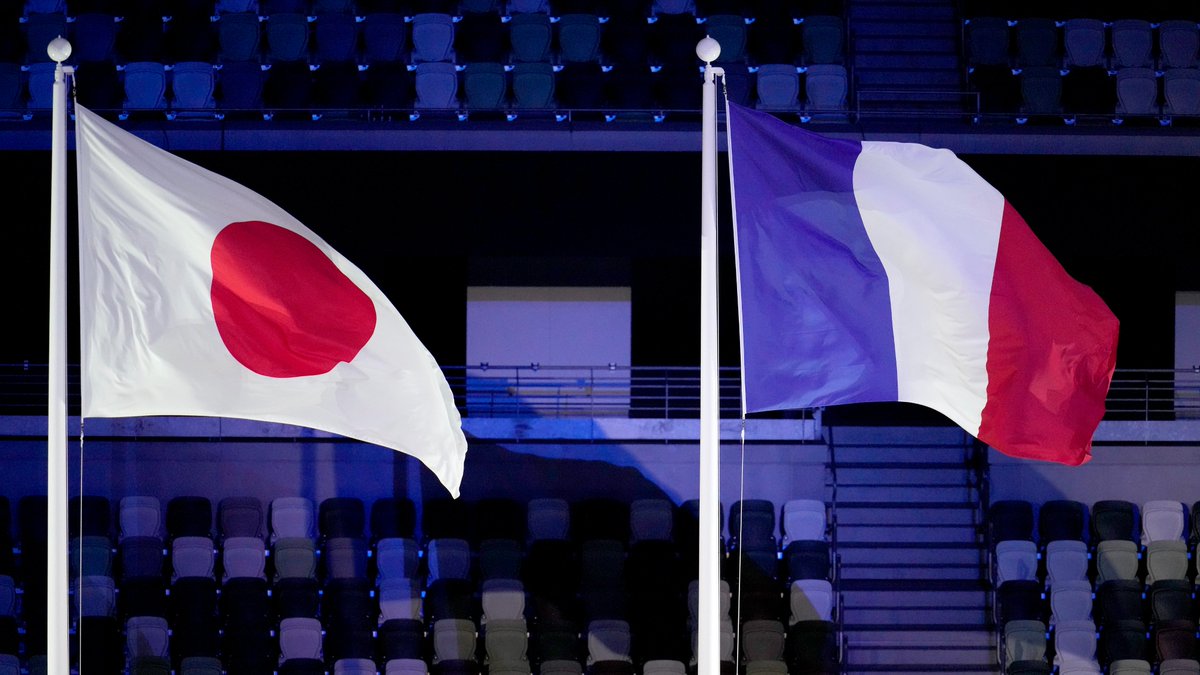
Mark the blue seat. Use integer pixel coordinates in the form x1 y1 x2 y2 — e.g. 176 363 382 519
313 12 359 63
170 61 219 118
361 12 408 62
123 61 168 112
511 60 555 108
703 14 746 64
70 13 118 63
801 14 843 65
363 61 414 108
454 12 508 63
413 60 459 108
754 63 799 111
461 61 507 109
217 12 263 61
264 12 311 62
508 11 552 63
0 63 24 119
556 13 601 64
216 60 265 112
410 12 455 63
23 11 68 63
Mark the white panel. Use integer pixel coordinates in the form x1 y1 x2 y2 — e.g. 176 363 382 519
854 141 1004 434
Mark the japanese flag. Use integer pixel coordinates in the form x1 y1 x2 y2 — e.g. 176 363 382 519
75 104 467 497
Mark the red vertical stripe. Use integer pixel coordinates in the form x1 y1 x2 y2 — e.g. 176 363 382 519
978 201 1119 465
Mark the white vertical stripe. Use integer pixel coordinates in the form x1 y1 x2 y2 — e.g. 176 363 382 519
853 141 1005 434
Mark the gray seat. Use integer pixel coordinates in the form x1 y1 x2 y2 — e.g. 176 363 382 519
120 496 163 539
324 537 368 581
385 659 428 675
1052 619 1098 671
527 498 570 541
270 497 315 542
1045 540 1089 587
334 658 379 675
995 540 1038 584
222 535 267 582
1161 660 1200 675
1049 579 1093 625
1063 18 1106 69
126 615 171 660
219 497 265 540
740 619 785 662
378 577 423 623
483 618 529 667
427 538 472 583
803 64 848 118
481 578 526 622
1003 620 1048 665
1095 540 1140 584
1146 540 1190 584
76 574 116 617
375 537 420 583
789 579 834 624
781 499 826 544
1142 500 1186 544
273 537 318 581
629 499 673 543
180 656 225 675
587 619 632 663
172 535 216 581
279 616 325 663
743 662 787 675
433 618 478 663
1108 660 1153 675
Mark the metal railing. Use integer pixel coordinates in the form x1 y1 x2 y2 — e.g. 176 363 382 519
0 363 1197 420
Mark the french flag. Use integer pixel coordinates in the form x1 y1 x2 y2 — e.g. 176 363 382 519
727 102 1119 465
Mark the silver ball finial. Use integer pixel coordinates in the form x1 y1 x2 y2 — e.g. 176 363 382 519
696 36 721 64
47 36 72 63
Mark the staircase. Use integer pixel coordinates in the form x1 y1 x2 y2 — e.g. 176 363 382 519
828 425 999 674
847 0 969 119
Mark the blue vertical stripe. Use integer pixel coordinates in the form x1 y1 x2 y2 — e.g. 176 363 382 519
728 102 899 413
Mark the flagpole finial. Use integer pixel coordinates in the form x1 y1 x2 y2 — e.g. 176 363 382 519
696 36 721 64
47 36 71 63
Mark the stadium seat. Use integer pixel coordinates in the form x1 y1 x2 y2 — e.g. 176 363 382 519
1142 501 1186 544
1111 20 1154 69
780 499 826 544
270 498 316 543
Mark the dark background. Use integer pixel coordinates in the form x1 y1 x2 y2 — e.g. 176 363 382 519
1 149 1193 371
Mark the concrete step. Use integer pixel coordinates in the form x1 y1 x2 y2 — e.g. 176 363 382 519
839 562 983 580
836 504 978 526
844 628 994 647
835 465 971 485
849 644 996 667
845 606 990 624
836 543 983 567
849 17 960 36
835 484 977 502
844 662 1003 667
842 589 989 609
837 523 980 544
854 52 962 70
854 69 965 87
854 36 961 53
849 4 958 21
830 445 969 463
825 426 970 446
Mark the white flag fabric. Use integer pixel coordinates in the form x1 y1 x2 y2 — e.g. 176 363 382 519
75 104 468 497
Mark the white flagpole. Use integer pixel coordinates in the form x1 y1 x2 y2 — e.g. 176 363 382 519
47 36 73 675
697 36 723 675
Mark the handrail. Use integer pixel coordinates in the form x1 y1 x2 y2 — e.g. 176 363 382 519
0 363 1198 420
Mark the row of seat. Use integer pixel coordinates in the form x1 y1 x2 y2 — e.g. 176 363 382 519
968 65 1200 120
0 60 851 122
4 494 830 552
963 0 1199 23
988 499 1200 549
6 10 846 68
12 0 847 21
965 17 1200 72
1000 617 1200 674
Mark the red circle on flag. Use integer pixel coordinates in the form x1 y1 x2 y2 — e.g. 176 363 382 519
210 220 377 378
